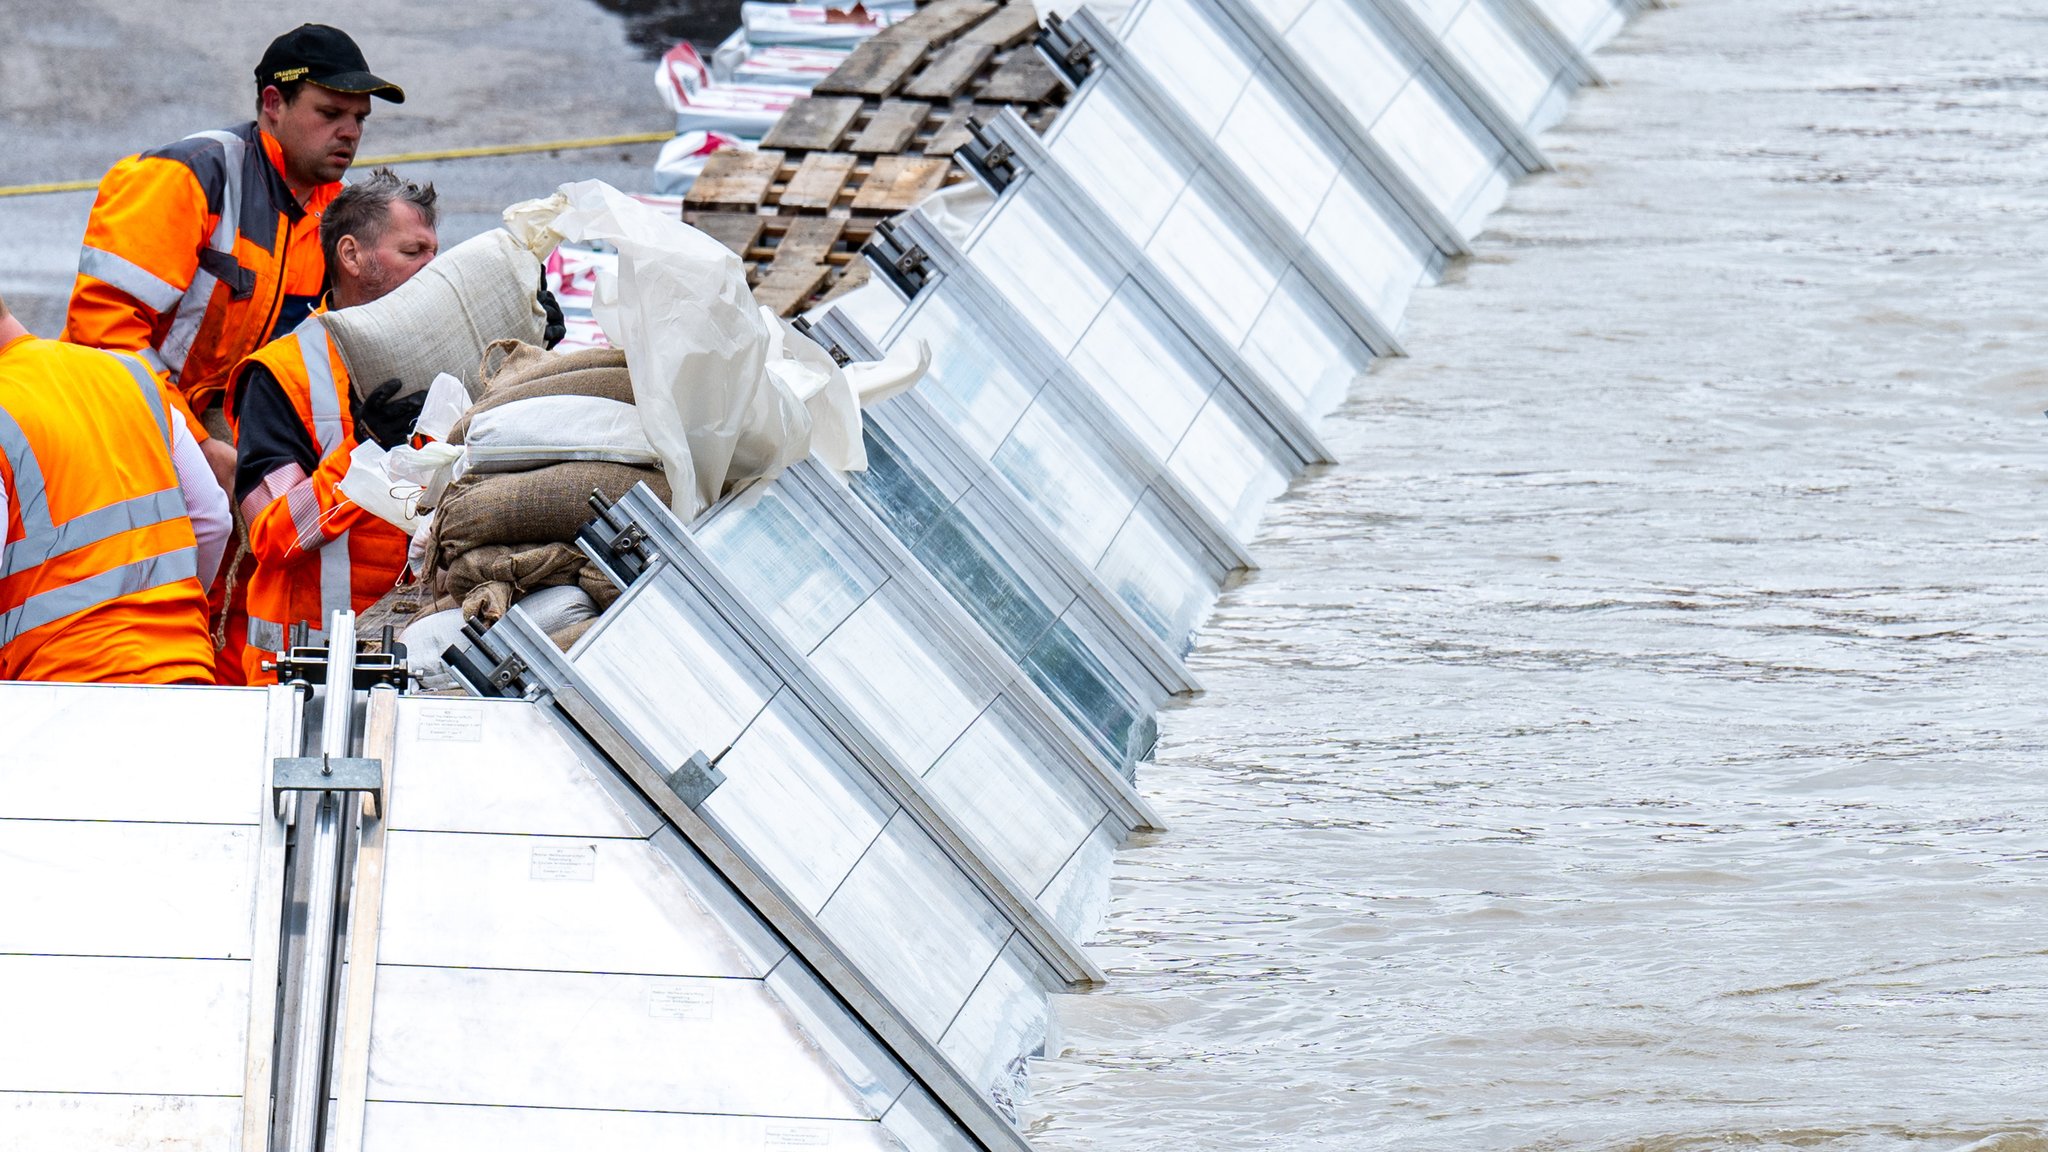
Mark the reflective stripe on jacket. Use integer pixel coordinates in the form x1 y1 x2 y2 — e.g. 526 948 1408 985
236 315 409 665
64 123 337 434
0 335 213 683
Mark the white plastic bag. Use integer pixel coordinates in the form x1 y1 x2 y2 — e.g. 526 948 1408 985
337 440 425 536
763 308 864 473
546 180 802 519
415 373 473 442
919 181 995 247
386 440 466 510
846 338 931 407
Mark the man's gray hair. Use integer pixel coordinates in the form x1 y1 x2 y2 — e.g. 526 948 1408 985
321 168 438 273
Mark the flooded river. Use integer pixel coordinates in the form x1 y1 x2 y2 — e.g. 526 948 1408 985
1026 1 2048 1148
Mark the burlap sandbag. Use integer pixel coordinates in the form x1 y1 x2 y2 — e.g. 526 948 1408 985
444 542 588 600
480 340 629 394
325 230 546 407
450 344 636 445
431 462 670 559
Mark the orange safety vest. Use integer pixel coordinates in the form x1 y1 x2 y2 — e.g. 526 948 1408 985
236 314 409 680
64 123 337 434
0 335 214 684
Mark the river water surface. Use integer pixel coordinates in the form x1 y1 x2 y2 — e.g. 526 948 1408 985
1026 1 2048 1148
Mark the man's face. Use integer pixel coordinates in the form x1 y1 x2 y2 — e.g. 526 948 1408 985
263 85 372 190
339 201 438 306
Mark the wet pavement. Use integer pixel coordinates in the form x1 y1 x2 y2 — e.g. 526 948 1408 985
0 0 668 334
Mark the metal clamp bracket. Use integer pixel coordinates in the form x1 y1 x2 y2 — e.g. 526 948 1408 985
447 622 533 700
578 488 656 586
959 123 1018 193
1039 13 1096 86
792 316 853 366
273 754 386 814
863 219 932 298
272 625 412 691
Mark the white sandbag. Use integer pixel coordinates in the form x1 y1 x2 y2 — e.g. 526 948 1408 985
323 229 550 407
399 608 470 692
515 584 599 636
462 395 661 471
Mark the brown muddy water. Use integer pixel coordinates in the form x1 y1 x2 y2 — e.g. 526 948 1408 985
1025 0 2048 1148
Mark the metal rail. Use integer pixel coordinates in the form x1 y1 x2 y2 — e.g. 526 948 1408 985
279 612 358 1152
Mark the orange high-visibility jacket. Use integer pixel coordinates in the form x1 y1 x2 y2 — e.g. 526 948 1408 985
64 123 338 436
235 314 408 680
0 334 214 684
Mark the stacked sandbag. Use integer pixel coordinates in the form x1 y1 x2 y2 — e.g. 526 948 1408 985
418 340 669 656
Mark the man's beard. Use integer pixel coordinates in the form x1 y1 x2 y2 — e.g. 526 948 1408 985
355 255 397 305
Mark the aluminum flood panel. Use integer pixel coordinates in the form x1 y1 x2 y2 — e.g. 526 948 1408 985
1106 0 1477 251
807 313 1192 770
944 180 1321 534
458 484 1098 1141
856 226 1246 651
348 693 977 1152
1051 5 1449 327
1197 0 1531 239
982 98 1380 426
0 682 287 1150
1365 0 1586 131
696 461 1158 923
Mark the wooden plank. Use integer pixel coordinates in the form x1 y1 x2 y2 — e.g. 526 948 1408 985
926 105 986 156
781 153 859 210
847 100 932 153
814 37 930 97
815 260 872 308
685 150 785 209
850 156 952 213
874 0 998 46
753 264 834 316
904 41 995 100
978 49 1061 103
771 218 848 267
961 4 1041 48
688 212 767 256
760 96 864 151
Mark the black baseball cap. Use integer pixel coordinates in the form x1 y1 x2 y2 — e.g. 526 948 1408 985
255 25 405 104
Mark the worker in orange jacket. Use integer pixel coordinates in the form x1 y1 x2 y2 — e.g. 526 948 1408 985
0 292 232 684
64 24 403 684
230 170 440 684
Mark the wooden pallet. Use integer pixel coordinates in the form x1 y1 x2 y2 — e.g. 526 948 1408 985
683 0 1071 317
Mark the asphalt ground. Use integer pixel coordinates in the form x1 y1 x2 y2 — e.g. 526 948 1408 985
0 0 678 335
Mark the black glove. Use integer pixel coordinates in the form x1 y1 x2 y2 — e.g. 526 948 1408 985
356 378 425 449
537 277 566 350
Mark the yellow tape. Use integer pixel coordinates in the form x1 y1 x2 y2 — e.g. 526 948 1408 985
0 131 675 200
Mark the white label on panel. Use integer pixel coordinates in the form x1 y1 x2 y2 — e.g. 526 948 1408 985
765 1125 831 1147
529 844 596 881
415 704 483 742
648 985 715 1020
